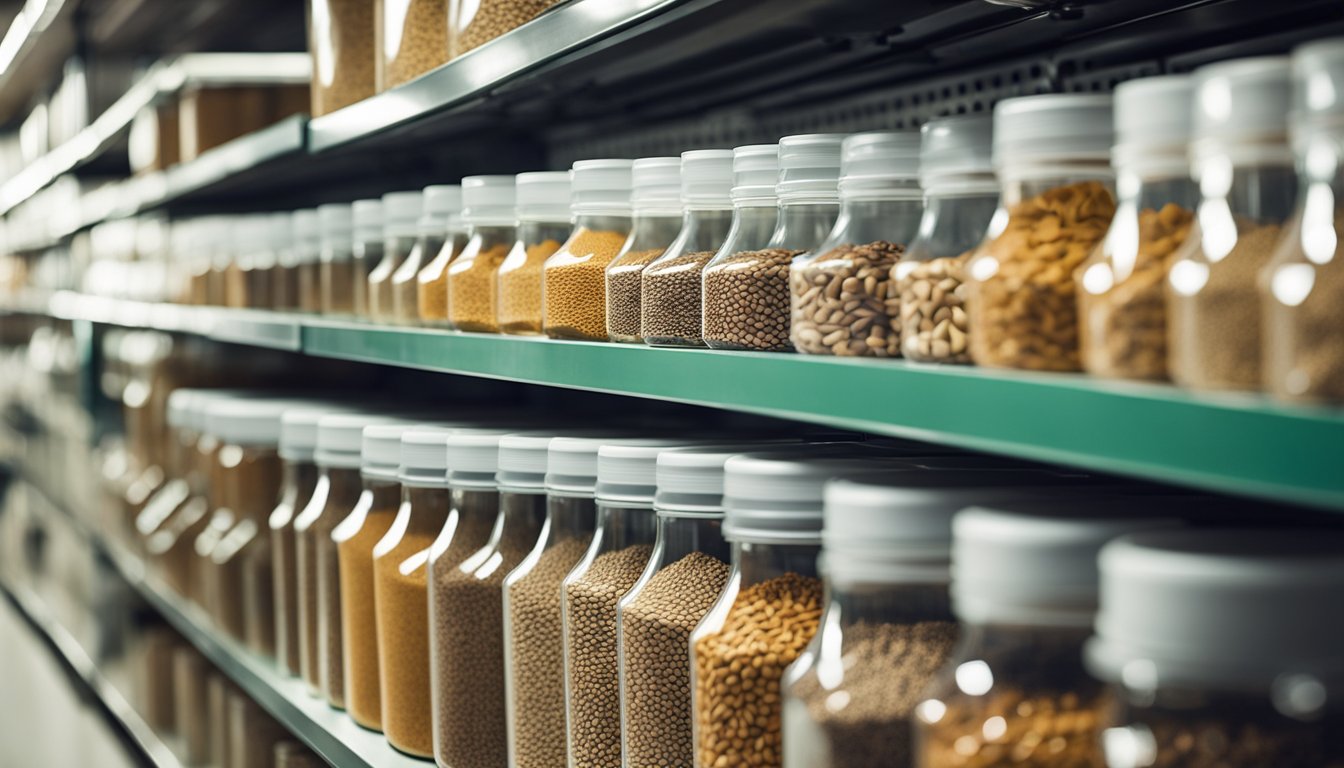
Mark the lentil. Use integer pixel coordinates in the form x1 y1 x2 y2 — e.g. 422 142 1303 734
499 239 562 334
322 260 358 316
694 573 823 768
918 688 1105 767
790 242 904 357
641 250 716 345
392 235 445 324
622 552 731 768
544 228 631 340
449 242 511 332
418 238 462 326
379 0 448 91
310 0 376 117
899 253 972 363
337 488 401 730
606 248 664 341
703 248 801 351
451 0 560 56
565 544 654 768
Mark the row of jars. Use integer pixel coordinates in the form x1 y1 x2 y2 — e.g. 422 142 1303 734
117 387 1344 768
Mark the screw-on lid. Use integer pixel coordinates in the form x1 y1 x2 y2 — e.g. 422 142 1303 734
1294 37 1344 125
544 433 664 498
363 423 428 481
293 208 321 244
777 133 845 203
462 175 519 227
382 191 423 238
570 158 634 216
722 447 909 545
353 199 385 243
445 428 523 490
1192 56 1292 166
1112 75 1196 175
993 93 1115 171
1088 529 1344 693
654 442 801 516
398 427 454 487
268 211 295 252
680 149 735 209
952 499 1180 629
420 185 463 237
920 115 996 193
318 202 353 241
516 172 573 222
204 396 294 448
731 144 779 205
316 412 401 469
596 439 758 506
232 214 270 256
280 403 352 462
631 157 682 216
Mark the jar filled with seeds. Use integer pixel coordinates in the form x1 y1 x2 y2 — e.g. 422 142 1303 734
790 132 923 357
227 215 268 309
1077 77 1198 381
448 176 518 332
310 0 376 116
448 0 558 57
914 500 1177 768
174 647 209 764
1088 530 1344 768
544 159 635 340
1262 41 1344 403
319 203 357 316
691 448 909 768
351 198 385 318
641 150 735 346
228 694 290 768
378 0 448 92
293 209 323 313
895 115 998 364
399 185 463 325
966 94 1117 371
369 191 422 323
136 388 202 561
375 427 454 758
606 157 683 343
272 212 302 311
499 172 572 335
705 134 843 352
432 430 545 768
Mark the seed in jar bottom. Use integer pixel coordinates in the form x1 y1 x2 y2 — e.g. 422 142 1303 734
703 248 801 351
641 250 717 345
790 241 904 358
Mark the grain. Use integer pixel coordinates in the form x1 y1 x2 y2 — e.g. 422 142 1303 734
788 621 958 768
694 573 823 768
310 0 376 117
452 0 560 56
1108 709 1339 767
968 180 1116 371
791 242 904 357
302 468 364 706
321 259 358 316
1078 203 1195 380
1266 215 1344 402
565 544 654 768
703 248 801 351
299 262 322 313
392 235 444 325
544 228 631 340
449 242 511 332
499 239 563 334
606 247 664 341
380 0 448 91
899 253 972 363
272 463 319 677
622 552 731 768
641 250 717 345
417 238 462 325
507 537 591 768
337 489 401 730
918 688 1106 767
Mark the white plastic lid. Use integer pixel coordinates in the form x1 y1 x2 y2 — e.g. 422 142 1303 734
1112 75 1195 174
462 175 519 226
293 208 321 245
420 185 463 237
363 423 425 481
952 500 1180 629
446 428 524 490
318 202 353 239
1192 56 1292 165
496 429 625 493
1088 529 1344 692
1294 37 1344 124
315 412 400 469
654 442 799 516
233 215 270 255
681 149 735 209
545 434 669 498
776 133 844 203
397 427 454 487
516 172 573 222
382 191 423 237
731 144 779 205
570 159 634 216
204 396 294 448
279 404 352 462
596 439 754 506
268 211 295 251
838 131 921 199
631 157 682 216
993 93 1114 170
353 199 384 242
920 115 995 192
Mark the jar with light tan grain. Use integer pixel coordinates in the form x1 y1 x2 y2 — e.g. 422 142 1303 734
292 209 323 313
310 0 376 116
368 190 422 323
351 199 385 318
449 0 559 58
449 176 518 332
394 185 462 325
543 160 634 341
417 193 470 327
378 0 448 91
319 203 357 316
499 172 572 335
606 157 682 343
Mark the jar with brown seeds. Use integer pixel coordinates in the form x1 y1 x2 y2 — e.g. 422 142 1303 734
448 0 560 57
791 132 923 358
606 157 683 343
448 176 518 333
291 209 323 313
318 203 357 316
271 407 330 678
309 0 377 117
268 211 301 311
378 0 448 92
368 191 422 323
1169 57 1296 392
393 185 461 325
351 199 386 319
544 160 635 341
500 172 572 335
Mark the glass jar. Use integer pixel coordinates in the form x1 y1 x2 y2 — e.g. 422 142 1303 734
896 115 999 364
967 94 1117 371
1263 42 1344 402
500 172 572 335
293 209 323 314
247 215 282 310
376 428 455 759
417 211 470 328
369 191 422 323
148 397 220 599
351 199 385 319
432 431 545 768
393 185 460 325
272 212 302 312
606 157 683 343
449 0 557 57
134 388 197 547
228 694 289 768
640 150 735 347
1078 77 1198 381
378 0 448 92
791 132 923 358
309 0 377 117
543 159 634 341
319 203 357 316
212 437 285 654
174 647 210 765
448 176 518 333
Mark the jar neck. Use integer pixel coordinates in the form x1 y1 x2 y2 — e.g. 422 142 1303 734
322 466 364 508
768 201 839 250
360 477 401 509
907 191 1000 262
1197 161 1298 222
572 213 633 236
998 167 1115 206
404 485 452 535
595 501 659 552
496 491 547 551
1116 170 1200 211
320 238 354 262
354 237 384 261
625 213 683 252
382 233 418 260
656 514 730 565
824 580 955 625
733 539 821 584
281 460 319 507
718 204 778 255
546 494 598 542
671 207 735 253
465 222 519 249
519 219 572 247
820 196 924 249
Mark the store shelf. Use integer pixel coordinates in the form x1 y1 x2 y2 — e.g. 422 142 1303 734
98 540 425 768
46 292 301 351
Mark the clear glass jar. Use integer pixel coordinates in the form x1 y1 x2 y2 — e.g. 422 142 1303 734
309 0 377 117
691 540 824 768
606 213 683 343
147 427 218 599
501 217 572 335
641 205 734 347
393 228 446 325
378 0 448 92
211 441 284 655
352 202 385 319
228 694 289 768
417 229 469 327
273 213 302 312
449 223 517 332
544 215 634 340
270 457 319 677
503 493 598 768
174 647 210 765
294 464 362 702
293 210 323 314
319 205 357 316
370 224 418 323
449 0 557 57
